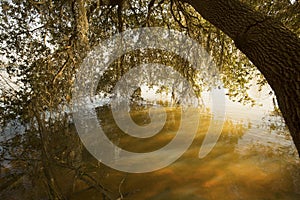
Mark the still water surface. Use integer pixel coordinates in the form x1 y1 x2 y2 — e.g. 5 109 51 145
70 99 300 200
1 91 300 200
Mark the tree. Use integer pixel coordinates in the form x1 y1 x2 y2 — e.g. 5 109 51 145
0 0 299 162
1 0 299 198
179 0 300 155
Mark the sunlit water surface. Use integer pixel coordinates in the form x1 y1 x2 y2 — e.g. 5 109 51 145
70 101 300 200
1 92 300 200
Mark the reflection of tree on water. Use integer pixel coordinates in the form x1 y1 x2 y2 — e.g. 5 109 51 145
0 115 83 199
1 103 300 199
0 83 294 200
0 102 242 198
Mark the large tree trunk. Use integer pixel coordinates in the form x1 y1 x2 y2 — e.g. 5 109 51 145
182 0 300 155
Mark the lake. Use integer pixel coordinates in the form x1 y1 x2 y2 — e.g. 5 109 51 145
0 89 299 200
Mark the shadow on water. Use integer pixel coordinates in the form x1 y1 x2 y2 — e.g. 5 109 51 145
0 104 299 200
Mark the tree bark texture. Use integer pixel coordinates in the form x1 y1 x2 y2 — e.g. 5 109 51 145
183 0 300 155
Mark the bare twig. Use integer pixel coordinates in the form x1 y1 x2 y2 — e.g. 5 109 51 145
118 177 126 199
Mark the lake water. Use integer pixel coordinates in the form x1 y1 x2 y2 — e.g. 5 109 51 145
1 87 300 200
75 101 298 200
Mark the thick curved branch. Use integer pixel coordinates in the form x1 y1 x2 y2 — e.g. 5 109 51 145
181 0 300 155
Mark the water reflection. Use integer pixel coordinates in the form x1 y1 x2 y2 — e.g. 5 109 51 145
1 104 299 199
